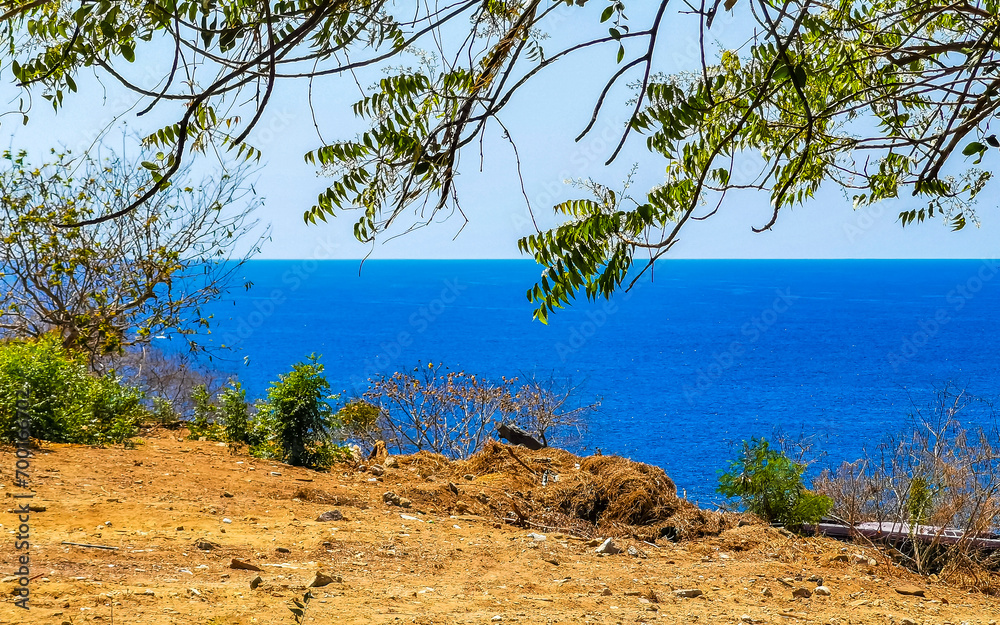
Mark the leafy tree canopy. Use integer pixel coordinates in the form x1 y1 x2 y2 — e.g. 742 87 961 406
3 0 999 319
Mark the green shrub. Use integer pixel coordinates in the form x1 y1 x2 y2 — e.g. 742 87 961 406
187 384 223 440
219 382 253 452
0 335 143 445
336 400 381 440
718 437 833 527
149 396 182 428
256 355 341 469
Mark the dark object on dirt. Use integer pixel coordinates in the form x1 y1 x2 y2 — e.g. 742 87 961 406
316 510 345 522
61 541 119 550
250 576 263 590
497 423 545 450
230 558 263 572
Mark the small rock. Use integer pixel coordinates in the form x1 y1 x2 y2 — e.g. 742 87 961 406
316 510 345 522
369 465 385 477
895 585 925 597
308 572 342 588
595 538 621 555
899 619 918 625
384 456 398 468
806 574 823 584
761 587 773 597
740 616 752 623
814 586 831 596
276 547 290 554
491 617 502 622
673 588 703 599
229 559 263 572
627 545 647 558
624 590 641 597
527 532 547 541
270 471 281 476
383 491 401 506
176 526 184 531
398 497 413 508
463 473 475 481
250 576 262 590
792 587 812 599
222 518 232 524
454 501 470 514
194 541 214 551
476 492 490 505
601 587 612 596
222 491 234 498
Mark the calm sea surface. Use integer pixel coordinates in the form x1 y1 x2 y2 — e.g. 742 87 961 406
192 259 1000 503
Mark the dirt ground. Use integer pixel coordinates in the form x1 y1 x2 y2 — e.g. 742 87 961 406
1 430 997 625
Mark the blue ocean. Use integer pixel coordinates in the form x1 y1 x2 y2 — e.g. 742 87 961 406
193 259 1000 503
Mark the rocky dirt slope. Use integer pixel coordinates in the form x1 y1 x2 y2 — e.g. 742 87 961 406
0 430 996 625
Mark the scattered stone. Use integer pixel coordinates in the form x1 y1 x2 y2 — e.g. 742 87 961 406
463 473 475 481
250 576 263 590
397 497 412 508
527 532 547 541
308 572 341 588
270 471 281 476
383 492 401 506
316 510 345 522
369 464 385 477
595 538 621 555
276 547 290 554
229 559 263 572
222 492 234 498
895 585 925 597
454 501 470 514
627 545 647 559
194 541 214 551
222 518 232 524
673 588 703 599
792 587 812 599
176 526 184 531
850 553 876 566
476 492 490 505
814 586 831 596
384 456 398 468
899 619 918 625
543 558 559 566
740 616 752 623
806 574 823 584
491 617 503 622
601 588 612 596
761 587 773 597
624 590 641 597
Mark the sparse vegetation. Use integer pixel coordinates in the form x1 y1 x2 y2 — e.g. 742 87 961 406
351 363 598 459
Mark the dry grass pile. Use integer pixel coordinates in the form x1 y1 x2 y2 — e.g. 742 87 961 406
450 441 751 541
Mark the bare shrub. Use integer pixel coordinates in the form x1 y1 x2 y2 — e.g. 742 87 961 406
348 363 598 459
103 346 228 417
814 387 1000 588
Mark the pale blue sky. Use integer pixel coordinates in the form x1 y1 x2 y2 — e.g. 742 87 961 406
3 4 997 261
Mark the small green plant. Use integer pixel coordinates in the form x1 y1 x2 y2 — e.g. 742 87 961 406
219 382 253 453
288 590 313 624
187 384 223 440
148 396 182 428
718 437 832 527
336 400 381 439
257 355 342 468
908 475 935 525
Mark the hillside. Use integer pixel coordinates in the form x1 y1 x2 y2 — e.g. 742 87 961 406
1 430 996 625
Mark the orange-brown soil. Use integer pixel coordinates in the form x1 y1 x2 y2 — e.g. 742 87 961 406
1 430 996 625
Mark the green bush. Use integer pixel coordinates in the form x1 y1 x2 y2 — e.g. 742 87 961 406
256 355 341 469
187 384 223 440
718 437 833 527
219 382 253 452
0 335 143 445
148 396 182 428
336 400 381 440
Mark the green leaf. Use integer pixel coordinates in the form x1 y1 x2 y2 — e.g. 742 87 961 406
600 5 615 22
121 44 135 63
962 141 985 156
